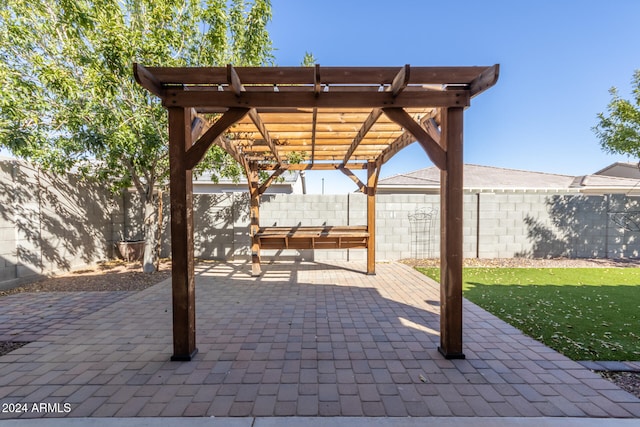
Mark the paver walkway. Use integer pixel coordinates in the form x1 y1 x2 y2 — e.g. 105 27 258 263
1 261 639 419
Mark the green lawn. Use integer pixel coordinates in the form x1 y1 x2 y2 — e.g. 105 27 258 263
416 267 640 361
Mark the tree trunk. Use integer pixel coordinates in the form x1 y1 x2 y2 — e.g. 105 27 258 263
143 196 158 273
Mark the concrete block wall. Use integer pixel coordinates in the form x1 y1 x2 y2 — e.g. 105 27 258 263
606 195 640 259
157 191 640 264
233 192 640 262
6 156 640 289
133 191 640 262
0 160 118 288
375 194 440 260
0 162 18 285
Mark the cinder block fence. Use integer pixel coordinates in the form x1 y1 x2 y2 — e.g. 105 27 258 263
2 159 640 288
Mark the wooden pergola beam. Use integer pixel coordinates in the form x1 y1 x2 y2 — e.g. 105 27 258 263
247 164 262 277
438 106 465 359
191 115 205 142
138 64 495 86
376 112 437 166
342 65 410 164
133 63 164 98
215 136 246 167
229 64 284 166
168 107 197 361
382 107 446 170
342 108 382 164
248 108 283 166
314 64 321 95
469 64 500 97
389 64 410 96
424 117 441 144
338 166 366 193
227 64 245 96
311 108 318 164
185 107 250 169
258 162 369 171
163 90 470 110
366 160 380 275
258 168 286 195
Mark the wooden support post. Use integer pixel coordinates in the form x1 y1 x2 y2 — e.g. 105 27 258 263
248 164 262 276
168 107 197 361
438 106 465 359
367 161 377 275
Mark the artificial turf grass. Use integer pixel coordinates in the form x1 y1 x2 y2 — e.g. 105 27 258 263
416 267 640 361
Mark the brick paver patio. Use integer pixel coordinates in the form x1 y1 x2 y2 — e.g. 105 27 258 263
1 261 639 419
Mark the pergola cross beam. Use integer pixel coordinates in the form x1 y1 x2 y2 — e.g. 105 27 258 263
342 65 411 165
338 166 366 193
248 108 283 166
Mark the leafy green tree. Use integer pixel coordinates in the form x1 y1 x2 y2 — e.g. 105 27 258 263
594 70 640 159
0 0 274 272
301 52 316 66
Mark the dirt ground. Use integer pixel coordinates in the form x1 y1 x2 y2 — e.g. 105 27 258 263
0 259 172 297
1 257 639 398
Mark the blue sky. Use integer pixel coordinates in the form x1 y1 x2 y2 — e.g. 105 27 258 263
268 0 640 194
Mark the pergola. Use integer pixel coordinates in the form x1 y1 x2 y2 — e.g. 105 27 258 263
134 63 499 361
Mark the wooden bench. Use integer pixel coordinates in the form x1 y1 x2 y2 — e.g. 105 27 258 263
255 226 369 250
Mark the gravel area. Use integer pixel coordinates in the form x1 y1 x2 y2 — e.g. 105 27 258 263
0 259 171 297
0 341 29 356
599 372 640 399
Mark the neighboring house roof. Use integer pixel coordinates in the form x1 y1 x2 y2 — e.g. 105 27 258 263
192 170 305 194
377 164 640 194
577 174 640 194
594 162 640 179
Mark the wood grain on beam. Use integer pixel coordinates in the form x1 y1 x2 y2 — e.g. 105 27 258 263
248 108 283 165
425 117 441 144
342 65 410 164
338 166 366 193
438 106 465 359
390 64 410 97
248 165 262 276
191 116 205 141
133 63 164 98
227 64 245 96
215 137 244 166
258 162 369 171
164 90 470 109
311 108 318 164
185 107 250 169
382 108 445 170
168 107 197 361
469 64 500 97
314 64 321 95
258 168 286 195
377 113 435 165
342 108 382 164
141 65 492 86
366 161 378 275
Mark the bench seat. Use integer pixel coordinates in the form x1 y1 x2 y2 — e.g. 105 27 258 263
255 226 369 250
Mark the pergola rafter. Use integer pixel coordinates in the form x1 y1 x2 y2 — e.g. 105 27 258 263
134 63 499 362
